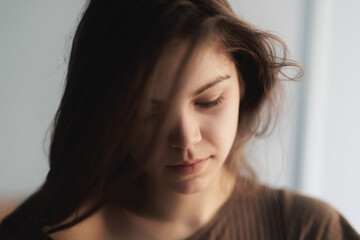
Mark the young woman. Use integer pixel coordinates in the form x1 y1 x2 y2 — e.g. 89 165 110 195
1 0 359 239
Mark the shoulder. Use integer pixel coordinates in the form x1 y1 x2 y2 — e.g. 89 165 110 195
281 188 360 240
231 181 359 240
282 189 338 224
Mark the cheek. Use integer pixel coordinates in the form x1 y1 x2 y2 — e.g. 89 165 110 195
202 97 239 157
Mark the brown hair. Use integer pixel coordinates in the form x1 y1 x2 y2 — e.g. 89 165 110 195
0 0 301 238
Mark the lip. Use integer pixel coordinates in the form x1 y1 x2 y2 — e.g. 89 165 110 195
166 158 209 175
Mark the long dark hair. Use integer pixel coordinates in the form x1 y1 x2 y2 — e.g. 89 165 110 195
0 0 301 238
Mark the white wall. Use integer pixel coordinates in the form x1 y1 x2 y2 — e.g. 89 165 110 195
0 0 86 198
301 0 360 232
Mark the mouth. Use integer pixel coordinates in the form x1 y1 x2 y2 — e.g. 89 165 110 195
166 157 209 175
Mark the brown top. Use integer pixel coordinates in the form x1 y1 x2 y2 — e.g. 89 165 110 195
184 180 360 240
36 180 360 239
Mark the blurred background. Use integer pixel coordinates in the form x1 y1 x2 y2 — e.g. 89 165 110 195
0 0 359 232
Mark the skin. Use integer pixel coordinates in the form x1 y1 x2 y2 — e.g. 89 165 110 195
49 42 241 240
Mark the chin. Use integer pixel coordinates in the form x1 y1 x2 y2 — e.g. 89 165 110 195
160 157 227 194
167 176 210 194
165 163 223 195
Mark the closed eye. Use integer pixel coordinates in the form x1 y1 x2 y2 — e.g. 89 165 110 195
196 96 224 108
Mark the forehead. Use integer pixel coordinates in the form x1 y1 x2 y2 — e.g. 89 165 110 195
153 41 235 100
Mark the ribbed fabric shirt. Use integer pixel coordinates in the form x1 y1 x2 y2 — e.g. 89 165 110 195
186 180 360 240
36 179 360 239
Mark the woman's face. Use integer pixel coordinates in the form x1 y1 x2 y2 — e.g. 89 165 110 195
137 43 240 194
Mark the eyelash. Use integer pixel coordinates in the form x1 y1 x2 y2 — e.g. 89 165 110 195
196 96 224 108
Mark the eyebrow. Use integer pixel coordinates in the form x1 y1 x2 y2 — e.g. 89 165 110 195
192 74 231 96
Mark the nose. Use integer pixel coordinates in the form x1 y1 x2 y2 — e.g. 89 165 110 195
169 111 201 150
